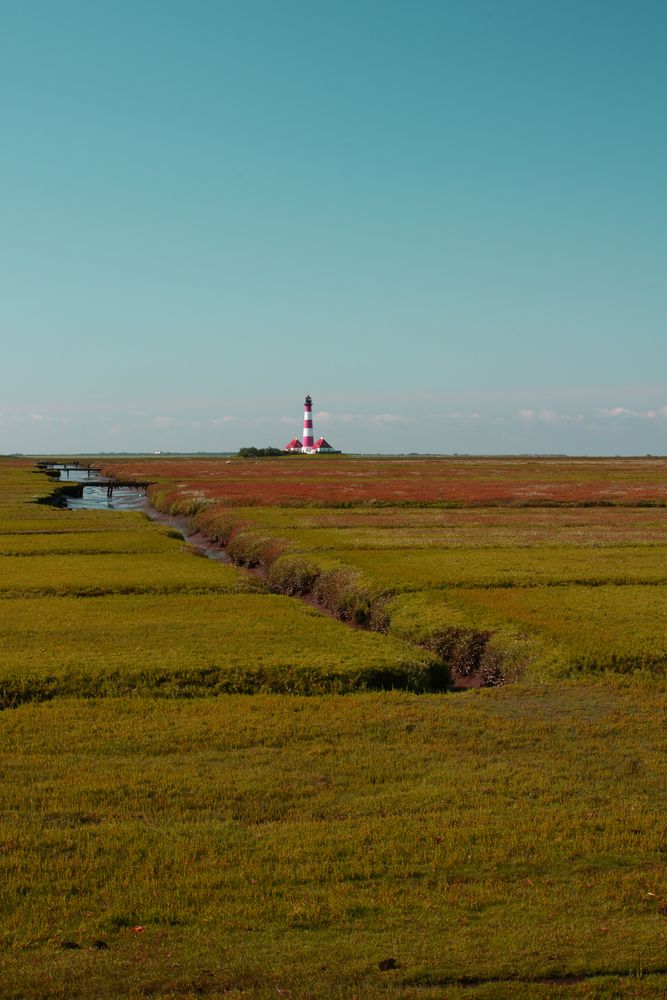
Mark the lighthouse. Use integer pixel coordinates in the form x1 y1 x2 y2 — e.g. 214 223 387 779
283 395 338 453
302 394 315 452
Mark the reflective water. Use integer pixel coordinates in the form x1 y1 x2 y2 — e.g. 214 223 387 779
65 485 148 512
50 465 148 512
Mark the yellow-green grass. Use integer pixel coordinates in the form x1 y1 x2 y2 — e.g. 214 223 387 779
197 503 667 548
1 689 665 998
0 594 440 701
0 466 64 499
0 465 439 694
187 502 667 682
386 587 667 681
0 528 183 556
0 510 160 534
262 525 667 551
0 551 253 597
1 459 666 997
440 585 667 677
188 500 667 683
323 545 667 592
7 464 666 684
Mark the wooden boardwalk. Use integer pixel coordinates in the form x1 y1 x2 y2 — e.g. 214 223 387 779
77 480 150 495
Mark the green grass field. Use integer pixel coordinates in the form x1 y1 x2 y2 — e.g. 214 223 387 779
442 585 667 673
0 593 439 701
1 689 666 999
183 496 667 683
196 503 667 547
1 458 666 998
385 585 667 680
311 544 667 591
0 464 436 698
0 550 255 596
0 528 182 555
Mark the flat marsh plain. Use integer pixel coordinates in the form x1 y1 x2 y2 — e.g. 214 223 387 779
1 456 666 999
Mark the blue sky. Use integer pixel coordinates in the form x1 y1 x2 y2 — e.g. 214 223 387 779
1 0 666 454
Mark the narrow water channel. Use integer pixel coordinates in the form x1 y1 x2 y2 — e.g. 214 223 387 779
48 464 231 563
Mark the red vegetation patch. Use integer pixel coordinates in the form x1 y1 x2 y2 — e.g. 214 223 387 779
100 456 667 507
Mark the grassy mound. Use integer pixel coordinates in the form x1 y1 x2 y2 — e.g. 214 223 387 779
0 593 442 704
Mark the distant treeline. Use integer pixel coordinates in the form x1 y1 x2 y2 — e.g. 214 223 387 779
237 446 285 458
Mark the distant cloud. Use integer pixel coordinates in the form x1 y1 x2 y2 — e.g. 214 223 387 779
209 416 239 427
315 411 359 425
152 415 173 429
316 410 415 428
518 409 583 425
433 411 483 422
369 413 415 427
598 406 663 420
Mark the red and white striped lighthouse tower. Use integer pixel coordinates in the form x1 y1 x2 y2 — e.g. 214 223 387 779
302 394 314 453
